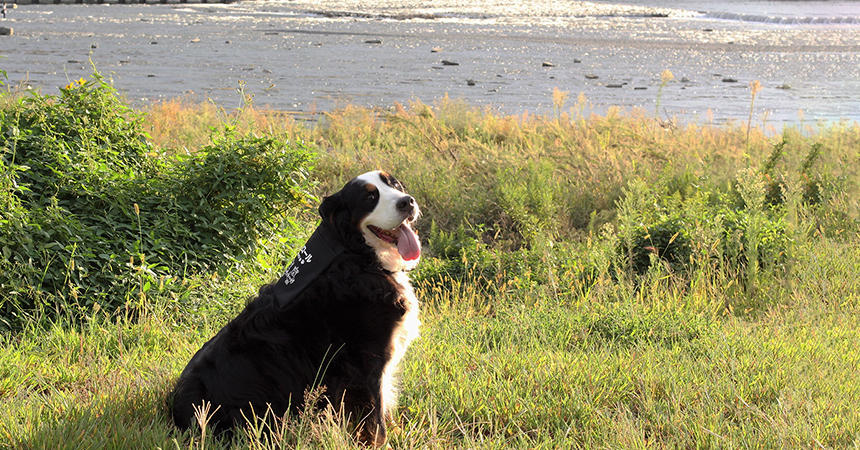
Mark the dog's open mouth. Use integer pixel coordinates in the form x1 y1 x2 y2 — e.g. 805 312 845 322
367 222 421 261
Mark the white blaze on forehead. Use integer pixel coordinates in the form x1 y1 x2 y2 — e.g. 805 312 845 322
357 170 411 230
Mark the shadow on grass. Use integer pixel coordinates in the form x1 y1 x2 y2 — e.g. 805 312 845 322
8 374 200 449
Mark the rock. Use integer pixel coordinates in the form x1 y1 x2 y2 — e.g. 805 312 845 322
606 83 623 88
680 76 691 82
151 41 158 45
441 60 459 66
634 86 647 90
776 84 791 90
703 28 713 32
265 31 279 35
0 27 13 36
722 77 738 83
573 58 581 63
225 40 231 44
585 74 599 80
549 76 555 79
67 60 80 64
190 38 200 43
466 79 476 86
147 74 156 78
91 43 98 49
542 61 554 67
431 47 442 53
364 39 382 44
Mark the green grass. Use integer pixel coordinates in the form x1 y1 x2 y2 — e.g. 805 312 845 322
1 78 859 448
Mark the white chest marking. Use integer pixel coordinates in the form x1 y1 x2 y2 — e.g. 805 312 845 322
380 271 420 419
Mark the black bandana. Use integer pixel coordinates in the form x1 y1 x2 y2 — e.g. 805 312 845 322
272 224 345 308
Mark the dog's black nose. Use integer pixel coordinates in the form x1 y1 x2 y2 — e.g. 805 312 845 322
396 195 415 213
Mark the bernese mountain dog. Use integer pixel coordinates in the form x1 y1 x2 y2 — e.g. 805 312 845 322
170 170 421 445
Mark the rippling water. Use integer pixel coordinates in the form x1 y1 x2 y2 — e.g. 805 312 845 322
225 0 860 25
1 0 857 126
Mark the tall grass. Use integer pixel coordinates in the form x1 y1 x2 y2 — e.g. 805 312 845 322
1 80 859 448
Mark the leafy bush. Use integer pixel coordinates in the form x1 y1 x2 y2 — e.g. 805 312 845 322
615 171 792 280
0 76 315 325
618 217 692 276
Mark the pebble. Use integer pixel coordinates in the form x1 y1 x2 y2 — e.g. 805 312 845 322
441 60 459 66
91 43 98 49
573 58 581 63
542 61 554 67
431 47 442 53
365 39 382 44
585 74 599 79
190 38 201 43
466 79 476 86
776 84 791 90
606 83 623 88
634 86 647 90
722 77 738 83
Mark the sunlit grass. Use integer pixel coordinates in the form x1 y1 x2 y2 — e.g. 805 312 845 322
2 93 859 448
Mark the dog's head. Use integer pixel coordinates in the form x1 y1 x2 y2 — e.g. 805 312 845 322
319 170 421 272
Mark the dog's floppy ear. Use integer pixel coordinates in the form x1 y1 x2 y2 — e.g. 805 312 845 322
318 191 343 225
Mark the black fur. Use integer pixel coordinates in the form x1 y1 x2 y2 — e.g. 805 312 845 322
170 176 416 445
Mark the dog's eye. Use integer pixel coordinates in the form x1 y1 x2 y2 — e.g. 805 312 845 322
367 190 378 200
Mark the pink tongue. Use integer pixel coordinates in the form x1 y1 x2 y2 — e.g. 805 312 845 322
397 224 421 261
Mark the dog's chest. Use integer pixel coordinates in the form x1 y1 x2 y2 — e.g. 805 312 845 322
390 271 420 351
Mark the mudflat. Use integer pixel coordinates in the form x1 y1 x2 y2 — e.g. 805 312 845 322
1 0 858 126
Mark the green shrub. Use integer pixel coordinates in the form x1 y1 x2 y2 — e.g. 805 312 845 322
0 76 315 325
618 217 692 276
615 172 792 280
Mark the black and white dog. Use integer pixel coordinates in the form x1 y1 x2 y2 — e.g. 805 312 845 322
170 171 421 445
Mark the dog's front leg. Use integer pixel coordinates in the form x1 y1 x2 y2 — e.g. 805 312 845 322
346 385 386 447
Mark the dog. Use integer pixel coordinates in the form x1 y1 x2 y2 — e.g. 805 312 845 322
170 170 421 445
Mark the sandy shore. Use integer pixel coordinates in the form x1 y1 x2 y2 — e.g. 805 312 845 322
1 2 858 126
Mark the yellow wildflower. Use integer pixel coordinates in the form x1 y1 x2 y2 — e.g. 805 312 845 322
661 69 674 83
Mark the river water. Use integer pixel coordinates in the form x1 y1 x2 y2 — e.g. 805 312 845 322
1 0 858 127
